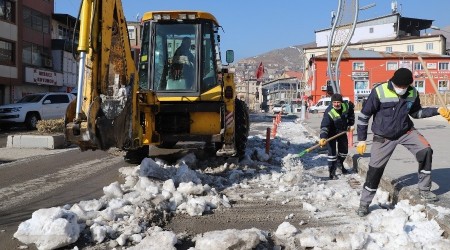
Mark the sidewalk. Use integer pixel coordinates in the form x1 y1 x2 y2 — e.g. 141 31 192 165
301 112 450 236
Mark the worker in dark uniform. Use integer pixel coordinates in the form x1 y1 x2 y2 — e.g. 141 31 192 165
172 37 195 88
319 93 355 179
356 68 450 216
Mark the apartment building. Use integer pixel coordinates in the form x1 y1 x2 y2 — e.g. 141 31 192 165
310 50 450 103
304 12 449 103
0 0 66 105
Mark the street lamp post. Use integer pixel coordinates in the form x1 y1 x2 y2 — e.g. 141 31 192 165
243 65 250 107
289 46 306 120
246 71 250 106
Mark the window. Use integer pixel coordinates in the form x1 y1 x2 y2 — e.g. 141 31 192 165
353 62 365 71
149 23 198 91
387 62 398 71
439 62 449 70
407 44 414 52
438 80 448 92
355 81 369 90
385 46 392 52
23 7 50 33
426 43 434 50
369 27 374 33
44 94 70 104
0 39 14 65
414 80 425 93
22 42 51 67
0 0 15 23
200 21 218 92
128 26 136 40
414 62 423 70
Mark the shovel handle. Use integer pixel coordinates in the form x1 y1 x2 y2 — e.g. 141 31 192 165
297 131 348 157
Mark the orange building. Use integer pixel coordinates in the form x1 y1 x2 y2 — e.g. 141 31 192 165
309 50 450 105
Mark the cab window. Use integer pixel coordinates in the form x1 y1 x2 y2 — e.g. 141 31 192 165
152 23 198 91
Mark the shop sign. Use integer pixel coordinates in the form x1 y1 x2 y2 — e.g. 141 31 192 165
426 63 437 69
351 71 369 78
25 67 63 86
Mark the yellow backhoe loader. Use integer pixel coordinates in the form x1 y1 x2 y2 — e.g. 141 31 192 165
65 0 249 163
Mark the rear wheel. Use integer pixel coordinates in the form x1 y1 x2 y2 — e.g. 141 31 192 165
124 145 149 164
25 113 39 130
235 99 249 158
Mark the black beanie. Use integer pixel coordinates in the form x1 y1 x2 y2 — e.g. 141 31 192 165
390 68 413 87
331 93 343 102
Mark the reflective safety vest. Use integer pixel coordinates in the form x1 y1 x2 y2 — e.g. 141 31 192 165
328 102 349 121
375 82 417 105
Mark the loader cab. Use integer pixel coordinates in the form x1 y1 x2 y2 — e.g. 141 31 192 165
138 11 224 97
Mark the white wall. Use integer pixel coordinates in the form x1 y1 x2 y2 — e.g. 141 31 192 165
316 23 397 47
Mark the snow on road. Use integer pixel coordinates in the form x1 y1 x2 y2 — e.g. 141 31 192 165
14 116 450 249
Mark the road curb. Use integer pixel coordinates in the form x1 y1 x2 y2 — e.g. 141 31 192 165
7 134 66 149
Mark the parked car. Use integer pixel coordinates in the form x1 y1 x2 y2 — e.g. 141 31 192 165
273 104 287 114
0 92 76 130
308 97 350 113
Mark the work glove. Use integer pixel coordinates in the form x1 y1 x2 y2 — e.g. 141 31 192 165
356 141 366 155
319 138 327 147
438 107 450 122
347 126 355 132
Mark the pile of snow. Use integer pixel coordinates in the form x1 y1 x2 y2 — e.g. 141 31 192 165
14 117 450 249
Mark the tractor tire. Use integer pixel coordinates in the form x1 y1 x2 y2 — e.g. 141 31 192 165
214 142 224 151
124 145 149 164
25 112 40 130
235 99 249 158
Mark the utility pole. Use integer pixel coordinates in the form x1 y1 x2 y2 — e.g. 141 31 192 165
246 70 250 105
290 46 306 120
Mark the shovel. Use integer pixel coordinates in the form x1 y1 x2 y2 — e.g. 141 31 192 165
297 131 348 157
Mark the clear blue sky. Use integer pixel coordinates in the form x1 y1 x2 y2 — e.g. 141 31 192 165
55 0 450 61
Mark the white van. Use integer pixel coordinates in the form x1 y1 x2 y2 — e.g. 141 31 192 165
309 97 350 113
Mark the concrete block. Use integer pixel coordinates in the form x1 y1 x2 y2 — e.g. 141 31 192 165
6 134 66 149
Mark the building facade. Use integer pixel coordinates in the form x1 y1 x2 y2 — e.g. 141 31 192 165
0 0 67 105
51 13 79 93
304 11 449 105
310 50 450 104
0 1 143 105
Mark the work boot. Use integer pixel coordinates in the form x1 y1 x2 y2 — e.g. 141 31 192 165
356 203 369 217
329 173 338 180
329 165 337 180
336 160 348 174
419 190 439 202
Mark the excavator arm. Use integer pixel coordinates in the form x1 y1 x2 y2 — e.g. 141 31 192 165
65 0 151 151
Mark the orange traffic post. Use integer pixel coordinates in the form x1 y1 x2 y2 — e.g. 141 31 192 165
271 118 277 138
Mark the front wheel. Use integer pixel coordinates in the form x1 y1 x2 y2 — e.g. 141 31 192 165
235 99 250 158
25 113 39 130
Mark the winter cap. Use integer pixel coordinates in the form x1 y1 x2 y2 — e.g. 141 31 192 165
331 93 343 102
390 68 413 87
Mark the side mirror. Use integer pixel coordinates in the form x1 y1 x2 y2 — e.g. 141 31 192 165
226 50 234 64
43 100 51 104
